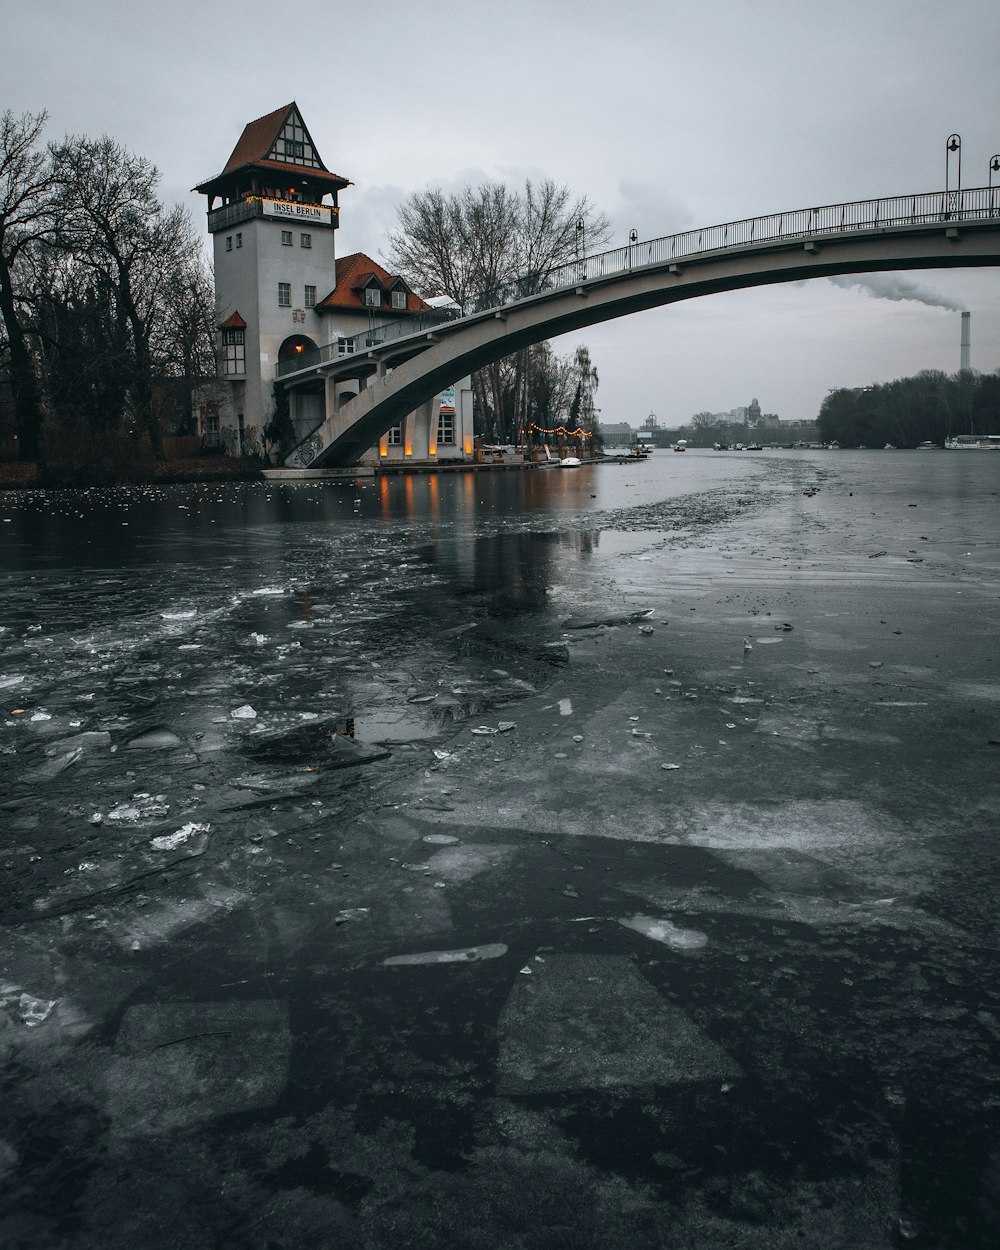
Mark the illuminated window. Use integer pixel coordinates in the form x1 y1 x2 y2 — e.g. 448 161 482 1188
391 289 406 310
364 286 381 307
278 283 291 307
387 423 403 445
281 230 293 246
304 285 316 308
437 412 455 444
300 233 312 248
222 328 245 375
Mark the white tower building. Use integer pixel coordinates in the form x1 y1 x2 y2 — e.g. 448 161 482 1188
194 103 473 463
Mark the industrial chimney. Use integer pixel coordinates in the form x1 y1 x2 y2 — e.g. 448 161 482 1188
960 311 971 372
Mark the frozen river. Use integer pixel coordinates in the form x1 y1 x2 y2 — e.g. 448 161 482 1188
2 449 1000 1248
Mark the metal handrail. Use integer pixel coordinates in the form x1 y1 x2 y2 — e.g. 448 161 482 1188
275 306 462 377
277 185 999 380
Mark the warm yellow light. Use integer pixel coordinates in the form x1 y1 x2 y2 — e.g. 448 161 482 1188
463 437 473 455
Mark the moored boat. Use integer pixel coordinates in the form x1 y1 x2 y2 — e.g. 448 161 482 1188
944 434 1000 449
559 456 582 467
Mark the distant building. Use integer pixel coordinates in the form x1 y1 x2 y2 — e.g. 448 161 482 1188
598 421 634 446
193 102 473 462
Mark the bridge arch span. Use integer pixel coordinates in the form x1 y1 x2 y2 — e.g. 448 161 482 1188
284 207 1000 467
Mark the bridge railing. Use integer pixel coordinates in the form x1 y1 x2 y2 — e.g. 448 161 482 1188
275 306 462 378
532 185 998 294
278 185 998 380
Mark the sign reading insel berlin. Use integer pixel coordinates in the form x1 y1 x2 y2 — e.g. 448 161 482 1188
261 199 332 225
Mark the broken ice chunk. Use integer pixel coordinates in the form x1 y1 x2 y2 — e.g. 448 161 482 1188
383 943 508 967
19 993 57 1027
619 914 708 951
125 728 182 751
231 705 258 719
150 822 210 852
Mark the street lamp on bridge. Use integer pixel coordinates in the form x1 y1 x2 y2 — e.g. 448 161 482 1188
628 227 638 269
990 155 1000 214
945 134 962 215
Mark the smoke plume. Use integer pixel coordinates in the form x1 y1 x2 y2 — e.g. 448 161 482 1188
828 274 964 311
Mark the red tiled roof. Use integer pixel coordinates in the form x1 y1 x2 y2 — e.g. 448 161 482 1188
315 253 433 315
222 104 294 173
218 310 247 329
195 103 350 195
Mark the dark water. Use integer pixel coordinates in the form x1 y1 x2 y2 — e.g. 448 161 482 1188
2 450 1000 1248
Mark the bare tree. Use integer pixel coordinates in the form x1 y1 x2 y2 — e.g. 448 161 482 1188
385 176 609 443
50 135 204 457
158 252 217 435
0 109 55 459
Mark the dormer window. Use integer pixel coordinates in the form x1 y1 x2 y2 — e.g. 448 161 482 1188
364 287 381 308
391 289 406 310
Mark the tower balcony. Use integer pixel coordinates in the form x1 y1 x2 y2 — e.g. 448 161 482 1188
207 197 338 234
208 199 263 233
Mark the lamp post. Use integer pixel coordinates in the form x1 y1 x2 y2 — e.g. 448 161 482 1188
576 217 586 280
628 227 637 270
945 133 962 217
990 155 1000 216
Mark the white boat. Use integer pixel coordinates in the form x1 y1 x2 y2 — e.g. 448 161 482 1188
916 441 938 450
672 440 687 452
944 434 1000 450
559 456 582 467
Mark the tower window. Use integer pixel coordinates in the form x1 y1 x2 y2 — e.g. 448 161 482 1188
300 233 312 248
281 230 293 246
236 232 243 248
364 287 381 307
304 285 316 308
278 283 291 307
225 236 233 251
391 289 406 310
222 328 245 375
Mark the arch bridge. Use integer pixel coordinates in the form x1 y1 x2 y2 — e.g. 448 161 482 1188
279 187 1000 467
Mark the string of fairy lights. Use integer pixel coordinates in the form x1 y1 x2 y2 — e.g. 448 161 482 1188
528 423 593 439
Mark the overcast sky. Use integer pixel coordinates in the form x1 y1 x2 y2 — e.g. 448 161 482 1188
5 0 1000 424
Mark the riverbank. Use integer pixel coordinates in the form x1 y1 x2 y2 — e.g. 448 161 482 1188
0 457 265 490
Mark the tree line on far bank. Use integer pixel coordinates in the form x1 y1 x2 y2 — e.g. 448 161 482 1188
818 369 1000 447
0 109 216 479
